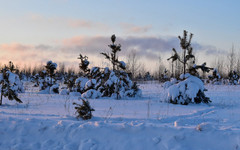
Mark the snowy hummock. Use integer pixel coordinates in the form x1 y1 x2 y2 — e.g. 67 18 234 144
164 74 207 104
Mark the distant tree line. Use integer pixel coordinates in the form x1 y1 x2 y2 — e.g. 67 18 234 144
0 41 239 84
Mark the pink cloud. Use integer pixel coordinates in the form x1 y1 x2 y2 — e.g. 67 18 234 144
121 23 152 34
62 36 86 46
0 43 56 67
0 43 32 52
61 36 109 48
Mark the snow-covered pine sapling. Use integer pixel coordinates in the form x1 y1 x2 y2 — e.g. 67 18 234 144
71 35 141 99
179 30 194 76
0 67 23 105
32 73 40 87
208 69 221 84
99 35 141 99
101 34 126 71
194 62 213 79
38 61 59 94
162 68 169 82
73 98 95 120
100 34 128 99
228 70 239 85
164 30 211 105
167 30 195 78
38 70 48 90
8 61 16 72
65 76 77 92
78 54 90 75
45 61 57 85
167 48 180 77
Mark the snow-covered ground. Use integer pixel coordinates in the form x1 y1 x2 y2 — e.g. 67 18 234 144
0 82 240 150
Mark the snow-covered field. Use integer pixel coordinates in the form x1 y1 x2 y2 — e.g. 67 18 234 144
0 82 240 150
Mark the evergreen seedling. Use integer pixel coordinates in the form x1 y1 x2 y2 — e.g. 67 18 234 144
165 30 212 105
101 34 126 71
45 61 57 85
70 35 141 99
0 66 23 105
73 98 95 120
78 54 90 74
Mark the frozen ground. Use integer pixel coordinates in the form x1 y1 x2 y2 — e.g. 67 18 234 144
0 82 240 150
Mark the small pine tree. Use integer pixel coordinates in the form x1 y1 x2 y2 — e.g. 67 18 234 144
164 30 211 105
194 62 213 79
8 61 16 72
65 75 77 92
73 98 95 120
78 54 90 74
0 66 23 105
167 30 195 77
208 69 221 85
38 61 59 94
101 34 126 71
45 61 57 85
38 70 48 90
228 70 239 85
70 35 141 99
100 35 129 99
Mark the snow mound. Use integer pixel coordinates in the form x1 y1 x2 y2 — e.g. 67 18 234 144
164 74 211 104
82 89 101 99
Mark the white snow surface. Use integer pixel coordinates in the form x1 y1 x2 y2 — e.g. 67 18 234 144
0 82 240 150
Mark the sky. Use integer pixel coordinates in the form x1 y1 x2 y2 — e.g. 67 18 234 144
0 0 240 72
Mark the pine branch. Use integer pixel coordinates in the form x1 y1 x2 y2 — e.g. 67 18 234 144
101 52 110 60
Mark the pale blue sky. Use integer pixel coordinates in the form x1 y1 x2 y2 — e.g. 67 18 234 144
0 0 239 69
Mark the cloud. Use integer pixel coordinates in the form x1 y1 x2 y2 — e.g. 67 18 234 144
35 44 52 50
120 23 152 34
191 43 227 55
58 35 229 69
0 35 225 70
60 35 180 60
0 43 55 67
0 43 32 52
